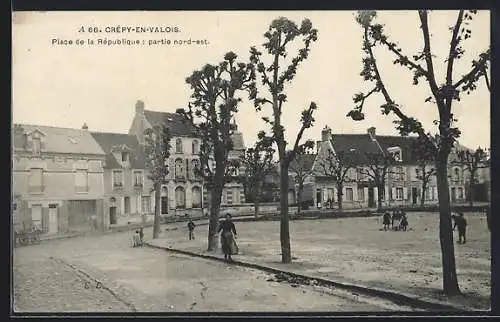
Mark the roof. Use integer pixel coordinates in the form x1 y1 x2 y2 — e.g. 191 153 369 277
375 135 419 164
330 134 382 164
143 110 199 137
12 124 106 155
290 154 316 173
91 132 146 169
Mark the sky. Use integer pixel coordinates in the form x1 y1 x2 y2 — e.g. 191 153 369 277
12 10 490 150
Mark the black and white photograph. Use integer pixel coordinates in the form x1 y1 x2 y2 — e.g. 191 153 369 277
11 10 491 314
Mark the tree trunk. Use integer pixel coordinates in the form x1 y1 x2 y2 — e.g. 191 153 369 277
377 185 383 209
279 161 292 263
207 183 223 251
421 182 427 207
436 153 461 295
297 183 303 216
254 195 260 218
468 181 474 207
337 184 343 209
152 183 161 239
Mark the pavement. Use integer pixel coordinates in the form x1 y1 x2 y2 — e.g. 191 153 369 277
12 226 418 313
146 211 491 311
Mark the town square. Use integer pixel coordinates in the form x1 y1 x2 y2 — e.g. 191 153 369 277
11 10 491 314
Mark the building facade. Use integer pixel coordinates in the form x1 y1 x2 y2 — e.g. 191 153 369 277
300 126 468 209
12 124 107 234
128 100 245 217
91 131 154 228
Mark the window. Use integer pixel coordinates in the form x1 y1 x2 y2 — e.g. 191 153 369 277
75 169 88 193
357 187 365 201
175 158 185 179
192 187 202 208
393 166 405 181
28 168 43 193
396 187 404 200
192 140 199 154
345 188 353 201
133 171 143 186
357 168 366 181
458 187 464 199
32 138 41 156
453 167 460 182
142 196 151 213
113 170 123 188
379 188 385 201
121 152 129 162
391 151 401 162
425 187 432 201
415 168 421 180
176 139 183 154
175 186 186 208
191 159 201 179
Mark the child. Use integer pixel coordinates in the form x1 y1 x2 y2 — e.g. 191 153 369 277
383 212 391 231
187 219 196 240
133 230 141 247
400 214 408 232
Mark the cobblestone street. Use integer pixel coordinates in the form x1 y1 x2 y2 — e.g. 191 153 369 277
13 226 418 313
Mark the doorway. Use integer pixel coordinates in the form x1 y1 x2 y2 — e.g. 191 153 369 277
124 197 130 214
368 187 375 208
412 187 418 205
451 187 457 204
48 204 58 234
109 207 117 225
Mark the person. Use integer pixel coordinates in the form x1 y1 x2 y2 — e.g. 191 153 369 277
139 227 144 243
187 219 196 240
453 212 468 244
217 214 238 261
400 213 408 232
391 210 397 230
132 230 141 247
383 212 391 231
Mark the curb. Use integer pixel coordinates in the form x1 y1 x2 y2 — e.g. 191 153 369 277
145 242 468 312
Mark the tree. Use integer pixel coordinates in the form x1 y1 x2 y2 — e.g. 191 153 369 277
318 149 355 209
249 17 319 263
412 139 437 206
143 125 171 239
348 10 490 295
455 147 488 206
177 52 255 251
238 140 276 218
359 152 393 209
289 153 314 215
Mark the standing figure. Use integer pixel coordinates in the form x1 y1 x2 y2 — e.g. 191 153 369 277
383 212 391 231
453 212 468 244
391 210 397 230
139 227 144 243
187 219 196 240
217 214 238 261
400 213 408 232
132 230 141 247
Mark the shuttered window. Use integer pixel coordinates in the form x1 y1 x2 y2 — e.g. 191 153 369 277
345 188 354 201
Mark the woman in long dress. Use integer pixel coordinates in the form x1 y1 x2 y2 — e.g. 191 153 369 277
218 214 238 261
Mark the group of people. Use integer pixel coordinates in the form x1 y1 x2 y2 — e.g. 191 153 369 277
382 209 409 231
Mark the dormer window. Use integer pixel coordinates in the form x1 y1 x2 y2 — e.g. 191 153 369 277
122 152 129 162
32 137 41 156
387 147 402 162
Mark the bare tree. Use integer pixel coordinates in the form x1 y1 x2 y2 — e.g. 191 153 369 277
177 52 255 251
348 10 490 295
412 139 437 206
289 153 314 215
359 152 393 209
143 125 171 239
455 147 488 206
319 150 355 209
249 17 319 263
239 140 276 218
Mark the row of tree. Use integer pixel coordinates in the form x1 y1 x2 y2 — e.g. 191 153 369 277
143 11 490 297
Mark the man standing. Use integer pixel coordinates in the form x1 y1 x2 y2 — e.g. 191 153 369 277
187 219 196 240
453 212 468 244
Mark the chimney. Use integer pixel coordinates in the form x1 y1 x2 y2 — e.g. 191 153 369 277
367 127 376 141
321 125 332 142
135 100 145 114
82 122 88 130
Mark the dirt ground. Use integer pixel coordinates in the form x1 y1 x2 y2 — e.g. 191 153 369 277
153 211 491 311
